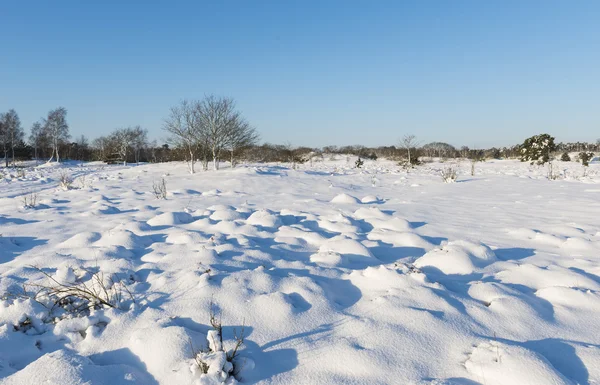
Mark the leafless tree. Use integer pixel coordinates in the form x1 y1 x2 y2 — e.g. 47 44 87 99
110 127 137 165
400 134 418 166
0 109 23 167
29 121 46 162
197 95 238 171
226 116 259 167
91 136 110 162
44 107 70 163
163 100 201 173
130 126 148 164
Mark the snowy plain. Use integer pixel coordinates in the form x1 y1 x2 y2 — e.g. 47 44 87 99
0 157 599 385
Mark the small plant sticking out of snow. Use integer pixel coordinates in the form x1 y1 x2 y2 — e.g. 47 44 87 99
3 266 135 318
16 168 26 178
152 177 167 199
59 171 73 190
189 302 247 383
355 158 364 168
441 166 458 183
77 174 91 189
561 152 571 162
20 190 38 208
547 162 560 180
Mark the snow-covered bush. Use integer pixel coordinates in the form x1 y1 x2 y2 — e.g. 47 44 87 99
355 158 364 168
189 304 247 384
3 267 134 319
579 151 594 166
441 166 457 183
519 134 556 165
153 177 167 199
560 152 571 162
59 171 73 190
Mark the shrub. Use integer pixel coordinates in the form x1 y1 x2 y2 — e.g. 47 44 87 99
441 166 458 183
189 302 247 381
152 178 167 199
355 158 364 168
579 151 594 166
519 134 556 165
59 172 73 190
20 191 38 208
2 267 134 318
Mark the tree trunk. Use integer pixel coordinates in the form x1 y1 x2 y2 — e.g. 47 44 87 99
189 147 195 174
230 149 235 168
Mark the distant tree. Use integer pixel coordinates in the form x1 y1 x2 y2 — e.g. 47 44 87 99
0 109 24 166
163 100 202 173
399 134 418 165
131 126 148 164
560 152 571 162
226 116 258 167
197 95 239 170
44 107 70 162
110 127 136 165
519 134 556 165
29 121 46 161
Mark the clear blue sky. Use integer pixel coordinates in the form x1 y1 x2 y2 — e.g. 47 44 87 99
1 0 598 148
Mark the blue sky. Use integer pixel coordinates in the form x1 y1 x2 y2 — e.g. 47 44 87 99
1 1 598 148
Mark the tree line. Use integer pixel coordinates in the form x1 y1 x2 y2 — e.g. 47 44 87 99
1 99 598 169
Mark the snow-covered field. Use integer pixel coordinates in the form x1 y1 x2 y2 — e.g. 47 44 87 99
1 158 599 385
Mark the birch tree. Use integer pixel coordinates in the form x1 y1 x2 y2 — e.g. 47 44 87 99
44 107 70 162
0 110 23 166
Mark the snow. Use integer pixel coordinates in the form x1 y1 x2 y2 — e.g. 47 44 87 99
1 158 600 384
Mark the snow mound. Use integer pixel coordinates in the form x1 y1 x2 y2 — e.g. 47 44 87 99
465 341 571 385
414 240 497 274
0 350 154 385
330 193 360 204
94 229 151 249
353 207 391 220
147 212 193 226
314 238 377 265
165 230 209 245
246 209 283 228
58 231 102 248
209 208 244 221
360 195 382 203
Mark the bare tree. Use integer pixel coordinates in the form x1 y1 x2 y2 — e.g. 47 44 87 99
197 95 238 171
131 126 148 165
400 134 418 165
29 121 46 162
163 100 201 173
0 110 23 166
44 107 70 163
91 136 110 162
226 116 259 167
110 127 136 165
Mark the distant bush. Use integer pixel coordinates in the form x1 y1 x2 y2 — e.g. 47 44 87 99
579 151 594 166
355 158 364 168
560 152 571 162
441 166 458 183
519 134 556 165
59 172 73 190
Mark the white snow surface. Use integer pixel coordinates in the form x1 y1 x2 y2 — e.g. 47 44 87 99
1 158 600 384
